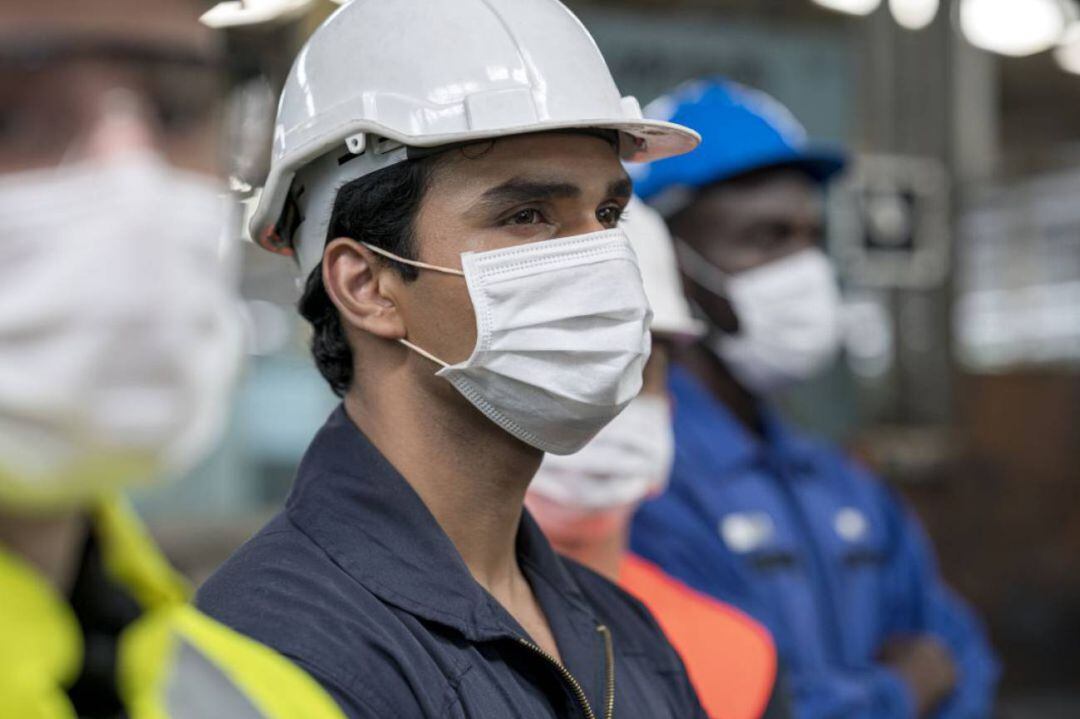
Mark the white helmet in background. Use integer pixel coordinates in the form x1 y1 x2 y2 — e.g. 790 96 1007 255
622 196 704 341
252 0 700 277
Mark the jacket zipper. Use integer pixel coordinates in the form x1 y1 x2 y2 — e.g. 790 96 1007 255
516 624 615 719
598 624 615 719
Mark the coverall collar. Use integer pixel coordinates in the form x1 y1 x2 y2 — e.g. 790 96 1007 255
669 363 818 474
285 405 610 648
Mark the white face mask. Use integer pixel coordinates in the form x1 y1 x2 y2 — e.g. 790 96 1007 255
0 154 243 510
678 242 842 394
364 229 652 455
528 394 674 510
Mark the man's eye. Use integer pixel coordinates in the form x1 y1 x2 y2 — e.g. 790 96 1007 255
597 205 623 227
148 65 223 135
506 208 546 225
749 223 791 250
0 106 37 143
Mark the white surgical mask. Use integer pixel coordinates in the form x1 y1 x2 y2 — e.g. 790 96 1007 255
678 241 842 393
529 394 674 510
0 154 243 510
365 229 652 455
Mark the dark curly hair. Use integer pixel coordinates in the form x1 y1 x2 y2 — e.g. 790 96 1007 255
298 157 440 397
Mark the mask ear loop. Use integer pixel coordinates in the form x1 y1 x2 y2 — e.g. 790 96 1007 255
359 242 463 368
398 339 449 368
672 237 730 298
361 242 465 276
674 238 746 339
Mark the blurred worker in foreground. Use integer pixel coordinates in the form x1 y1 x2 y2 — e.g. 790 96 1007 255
0 1 346 717
527 197 790 719
196 1 712 716
629 79 1000 719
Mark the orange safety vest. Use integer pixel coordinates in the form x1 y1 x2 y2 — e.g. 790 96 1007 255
619 553 777 719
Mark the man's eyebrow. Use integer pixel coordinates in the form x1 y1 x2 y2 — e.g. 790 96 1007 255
608 177 633 199
0 35 223 67
476 178 582 209
471 174 635 215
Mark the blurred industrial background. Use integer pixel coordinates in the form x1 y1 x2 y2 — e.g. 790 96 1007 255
136 1 1080 715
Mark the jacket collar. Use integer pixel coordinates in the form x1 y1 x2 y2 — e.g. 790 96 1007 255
669 363 817 474
285 405 599 644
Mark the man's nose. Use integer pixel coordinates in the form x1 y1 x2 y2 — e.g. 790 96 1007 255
75 87 160 162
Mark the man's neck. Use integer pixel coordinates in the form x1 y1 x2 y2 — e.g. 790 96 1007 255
677 341 765 437
0 508 88 595
549 523 629 584
345 370 542 595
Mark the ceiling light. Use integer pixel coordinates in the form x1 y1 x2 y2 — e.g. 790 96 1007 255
811 0 883 17
1055 23 1080 74
889 0 939 30
958 0 1069 57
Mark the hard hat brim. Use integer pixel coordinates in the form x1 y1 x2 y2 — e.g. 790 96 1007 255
724 146 848 187
250 118 700 256
769 148 847 184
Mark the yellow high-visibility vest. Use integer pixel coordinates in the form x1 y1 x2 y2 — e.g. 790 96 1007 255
0 497 346 719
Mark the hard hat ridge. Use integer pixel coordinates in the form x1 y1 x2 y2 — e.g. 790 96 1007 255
251 0 699 267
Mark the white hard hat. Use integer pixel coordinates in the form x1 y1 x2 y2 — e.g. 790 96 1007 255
623 197 704 341
252 0 700 276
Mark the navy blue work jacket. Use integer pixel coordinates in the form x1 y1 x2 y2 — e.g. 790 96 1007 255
197 406 706 719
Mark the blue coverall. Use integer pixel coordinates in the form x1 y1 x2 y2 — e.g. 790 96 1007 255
632 365 1000 718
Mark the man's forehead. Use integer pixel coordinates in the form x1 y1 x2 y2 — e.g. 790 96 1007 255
440 133 628 190
695 170 820 211
0 0 215 52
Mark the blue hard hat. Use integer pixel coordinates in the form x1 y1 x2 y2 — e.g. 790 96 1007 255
631 78 847 213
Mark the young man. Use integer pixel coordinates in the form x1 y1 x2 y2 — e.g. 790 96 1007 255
629 78 1000 719
0 2 346 717
526 197 790 719
197 1 707 717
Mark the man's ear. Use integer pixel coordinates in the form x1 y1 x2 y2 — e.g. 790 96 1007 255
322 238 407 341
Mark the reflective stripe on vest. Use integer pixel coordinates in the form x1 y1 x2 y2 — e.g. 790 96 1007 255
1 496 347 719
122 602 348 719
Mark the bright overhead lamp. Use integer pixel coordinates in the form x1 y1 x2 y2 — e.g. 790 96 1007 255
958 0 1070 57
889 0 939 30
1054 23 1080 74
811 0 883 17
